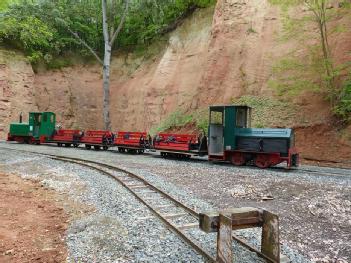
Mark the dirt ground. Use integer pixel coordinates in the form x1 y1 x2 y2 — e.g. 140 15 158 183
295 124 351 168
0 173 68 263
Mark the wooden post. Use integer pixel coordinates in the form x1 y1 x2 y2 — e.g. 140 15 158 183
217 213 233 263
199 207 283 263
261 210 280 262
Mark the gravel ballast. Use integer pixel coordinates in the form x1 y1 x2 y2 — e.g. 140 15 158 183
1 142 349 262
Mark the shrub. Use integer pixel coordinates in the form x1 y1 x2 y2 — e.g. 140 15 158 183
334 78 351 123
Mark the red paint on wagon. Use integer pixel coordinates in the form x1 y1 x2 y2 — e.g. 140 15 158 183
115 131 148 148
153 133 198 152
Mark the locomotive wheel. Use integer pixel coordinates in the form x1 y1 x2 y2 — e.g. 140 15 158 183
85 145 91 150
103 146 108 151
254 154 271 169
57 143 62 147
94 146 100 150
65 143 71 147
231 153 246 166
73 144 79 148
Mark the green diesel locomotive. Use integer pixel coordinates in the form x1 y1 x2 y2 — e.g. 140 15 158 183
208 105 298 168
8 112 56 144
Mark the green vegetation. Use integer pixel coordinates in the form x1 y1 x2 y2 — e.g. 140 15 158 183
0 0 17 11
268 0 351 123
150 108 208 135
334 76 351 122
0 0 214 66
232 96 297 128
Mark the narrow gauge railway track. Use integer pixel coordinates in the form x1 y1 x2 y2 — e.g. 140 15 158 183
1 146 278 263
1 142 350 178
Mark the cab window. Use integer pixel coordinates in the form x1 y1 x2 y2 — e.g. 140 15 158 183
236 108 247 128
210 111 223 124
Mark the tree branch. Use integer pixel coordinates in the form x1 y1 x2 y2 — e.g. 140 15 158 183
102 0 109 43
109 0 129 46
66 27 103 65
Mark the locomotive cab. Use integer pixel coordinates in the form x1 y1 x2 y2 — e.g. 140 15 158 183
208 105 299 168
8 112 56 144
208 105 251 158
28 112 56 140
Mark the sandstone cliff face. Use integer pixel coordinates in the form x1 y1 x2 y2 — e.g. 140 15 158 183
0 50 36 138
0 0 350 164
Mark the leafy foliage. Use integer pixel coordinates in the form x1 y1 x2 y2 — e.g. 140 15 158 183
0 0 214 65
0 0 17 11
150 108 209 135
232 96 297 127
334 76 351 122
150 109 193 135
269 0 351 122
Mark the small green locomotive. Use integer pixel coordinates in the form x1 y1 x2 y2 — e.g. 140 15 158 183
8 112 56 144
208 105 298 168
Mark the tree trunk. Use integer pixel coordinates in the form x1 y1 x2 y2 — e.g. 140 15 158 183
103 43 112 131
64 0 129 131
102 0 111 131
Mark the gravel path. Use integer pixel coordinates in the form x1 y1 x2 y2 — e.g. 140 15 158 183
1 142 349 262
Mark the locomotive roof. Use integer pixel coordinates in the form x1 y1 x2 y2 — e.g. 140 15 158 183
29 111 55 114
209 105 252 110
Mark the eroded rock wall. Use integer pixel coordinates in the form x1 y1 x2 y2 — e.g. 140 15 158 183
0 50 36 138
0 0 350 164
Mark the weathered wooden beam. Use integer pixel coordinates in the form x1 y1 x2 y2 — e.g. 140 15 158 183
154 204 174 210
128 185 149 189
199 207 263 233
199 207 281 263
162 212 187 219
217 213 233 263
261 210 280 262
177 223 199 230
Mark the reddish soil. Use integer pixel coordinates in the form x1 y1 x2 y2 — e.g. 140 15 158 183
0 173 68 263
295 124 351 168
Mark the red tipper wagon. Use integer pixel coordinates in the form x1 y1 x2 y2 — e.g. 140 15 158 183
153 133 208 158
81 130 115 150
115 131 150 153
49 129 83 147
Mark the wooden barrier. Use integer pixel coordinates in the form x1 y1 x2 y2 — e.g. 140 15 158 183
199 207 283 263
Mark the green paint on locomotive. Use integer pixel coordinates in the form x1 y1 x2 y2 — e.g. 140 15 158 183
9 112 56 139
208 105 294 156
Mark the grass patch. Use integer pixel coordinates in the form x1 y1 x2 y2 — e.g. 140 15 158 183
150 108 209 135
232 95 297 128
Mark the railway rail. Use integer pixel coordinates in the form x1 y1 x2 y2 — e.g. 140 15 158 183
1 141 350 178
1 146 281 263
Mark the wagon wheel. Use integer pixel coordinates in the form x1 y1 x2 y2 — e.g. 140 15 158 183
230 153 246 166
94 145 100 150
254 154 271 169
103 146 108 151
73 144 79 148
85 145 91 150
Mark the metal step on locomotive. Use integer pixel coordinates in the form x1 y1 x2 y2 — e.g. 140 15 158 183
7 105 299 168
